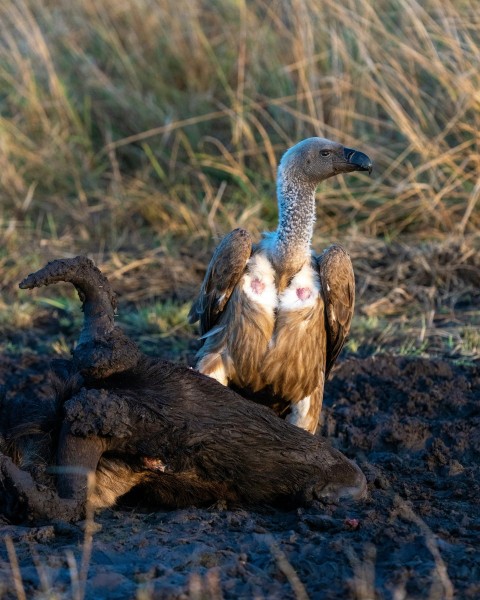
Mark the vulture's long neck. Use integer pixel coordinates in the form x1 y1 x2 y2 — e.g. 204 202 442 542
270 166 317 277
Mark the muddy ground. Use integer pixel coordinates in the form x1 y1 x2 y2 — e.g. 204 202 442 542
0 346 479 600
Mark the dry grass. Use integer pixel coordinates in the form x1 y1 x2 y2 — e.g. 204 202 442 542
0 0 479 357
7 235 478 361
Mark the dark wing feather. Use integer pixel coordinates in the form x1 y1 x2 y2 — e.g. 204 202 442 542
314 244 355 379
188 228 252 335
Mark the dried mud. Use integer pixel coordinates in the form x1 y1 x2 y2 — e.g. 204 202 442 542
0 351 479 599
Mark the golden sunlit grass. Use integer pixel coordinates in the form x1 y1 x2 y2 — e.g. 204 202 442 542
0 0 479 359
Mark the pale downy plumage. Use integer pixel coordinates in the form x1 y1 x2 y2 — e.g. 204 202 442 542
189 137 372 433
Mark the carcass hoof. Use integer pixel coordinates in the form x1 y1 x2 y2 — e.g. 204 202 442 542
305 459 367 504
0 454 36 521
318 463 367 501
0 454 81 523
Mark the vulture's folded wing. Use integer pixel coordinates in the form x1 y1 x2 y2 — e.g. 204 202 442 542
314 244 355 379
188 228 252 335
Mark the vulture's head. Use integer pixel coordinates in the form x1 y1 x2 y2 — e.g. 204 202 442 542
279 137 372 186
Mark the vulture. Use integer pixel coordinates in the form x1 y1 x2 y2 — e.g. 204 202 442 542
189 137 372 434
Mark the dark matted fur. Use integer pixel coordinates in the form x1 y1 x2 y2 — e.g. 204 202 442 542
0 357 365 522
89 359 363 505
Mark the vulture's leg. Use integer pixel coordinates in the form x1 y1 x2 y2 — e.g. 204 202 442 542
0 452 83 522
286 380 324 434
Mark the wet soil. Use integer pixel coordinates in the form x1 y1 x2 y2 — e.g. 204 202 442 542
0 351 479 599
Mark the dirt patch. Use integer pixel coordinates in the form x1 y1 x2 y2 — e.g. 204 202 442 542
0 352 479 599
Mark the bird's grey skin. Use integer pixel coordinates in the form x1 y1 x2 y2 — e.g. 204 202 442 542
267 138 372 281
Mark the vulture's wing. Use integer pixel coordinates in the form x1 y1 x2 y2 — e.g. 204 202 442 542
188 228 252 335
314 244 355 379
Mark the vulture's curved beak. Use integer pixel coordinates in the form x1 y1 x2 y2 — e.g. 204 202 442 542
343 147 373 174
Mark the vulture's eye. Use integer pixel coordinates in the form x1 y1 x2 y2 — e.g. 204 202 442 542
320 150 331 157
